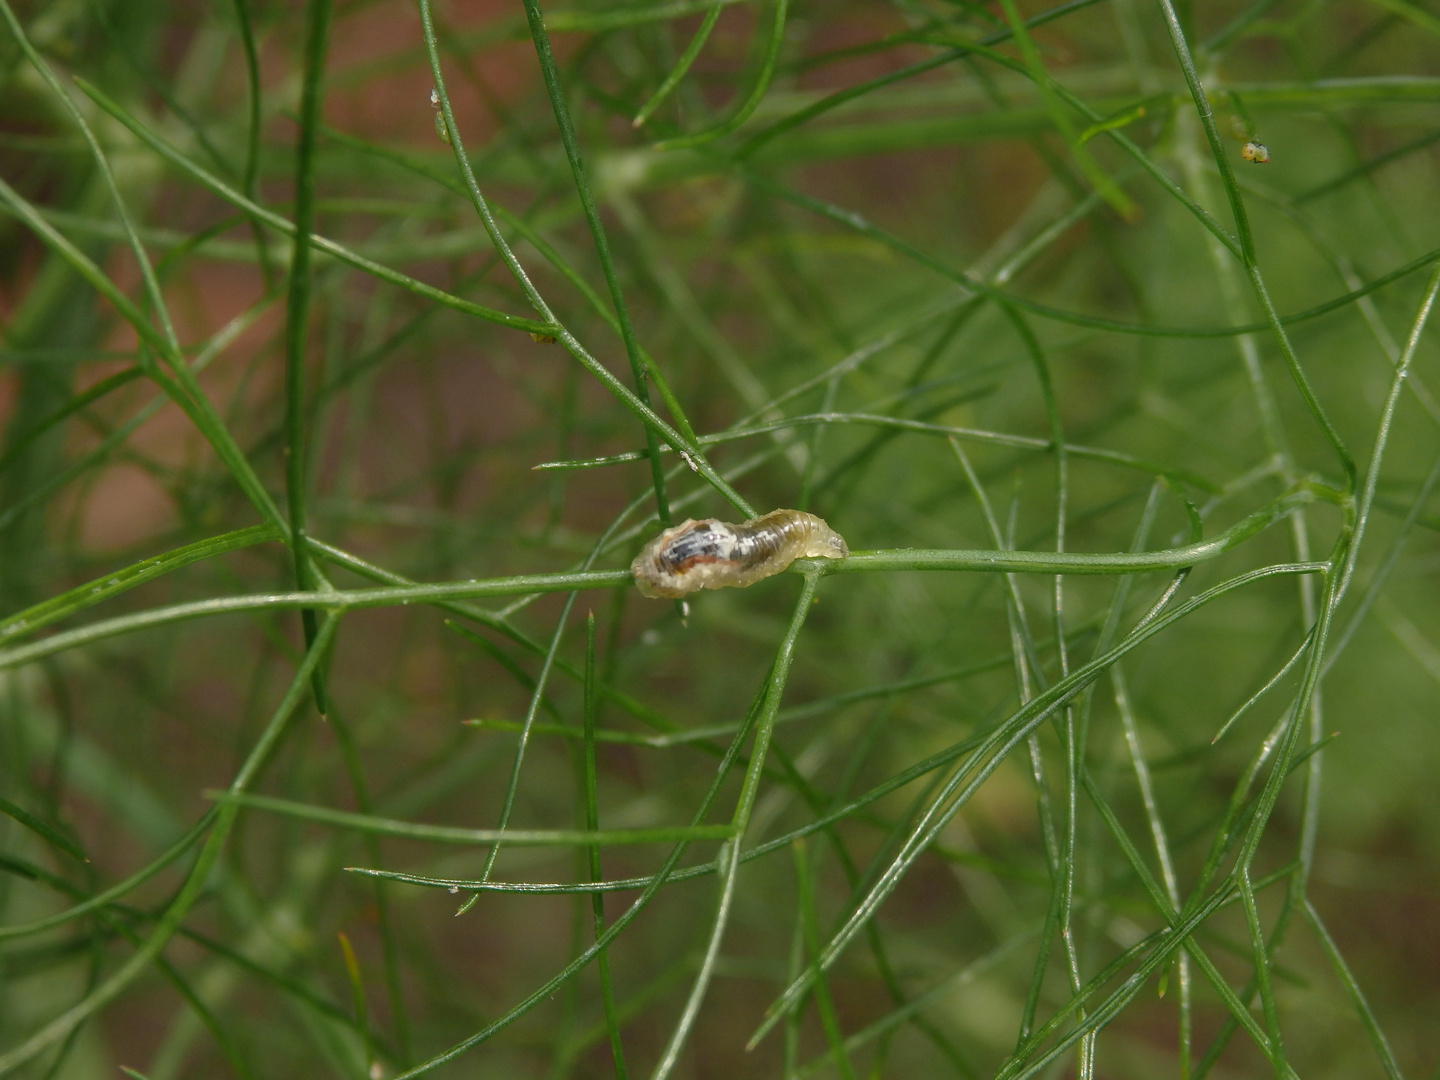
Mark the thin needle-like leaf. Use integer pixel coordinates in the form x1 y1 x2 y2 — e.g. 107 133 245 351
0 614 340 1076
654 0 789 150
631 5 723 129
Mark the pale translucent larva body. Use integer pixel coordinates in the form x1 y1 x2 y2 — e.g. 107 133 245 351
631 509 849 599
1241 140 1270 163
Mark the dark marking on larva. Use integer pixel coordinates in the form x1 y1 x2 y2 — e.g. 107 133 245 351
1241 140 1270 163
632 510 848 599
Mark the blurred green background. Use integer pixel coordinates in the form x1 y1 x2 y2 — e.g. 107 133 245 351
1 0 1438 1076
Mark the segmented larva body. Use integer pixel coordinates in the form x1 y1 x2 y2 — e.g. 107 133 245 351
1241 140 1270 163
631 509 849 599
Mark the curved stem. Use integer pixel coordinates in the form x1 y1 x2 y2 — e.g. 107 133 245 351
654 0 789 150
632 4 723 129
0 615 340 1077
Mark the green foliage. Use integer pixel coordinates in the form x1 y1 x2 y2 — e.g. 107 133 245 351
1 0 1438 1077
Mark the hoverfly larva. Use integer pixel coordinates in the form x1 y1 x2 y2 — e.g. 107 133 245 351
1240 140 1271 164
631 510 849 599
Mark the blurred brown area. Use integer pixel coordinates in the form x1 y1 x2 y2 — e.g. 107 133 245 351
2 0 1440 1078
